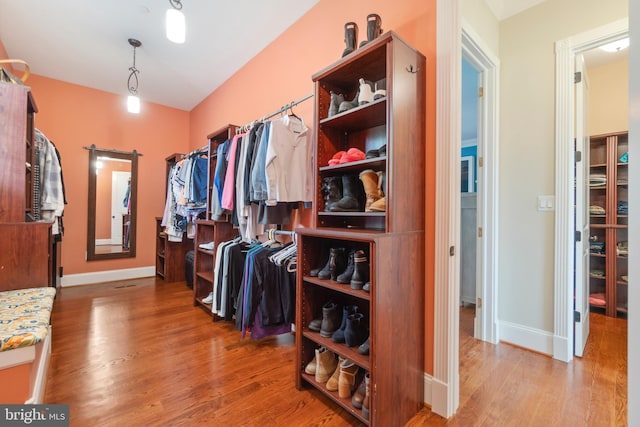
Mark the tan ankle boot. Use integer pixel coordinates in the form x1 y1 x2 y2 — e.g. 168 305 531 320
338 358 359 398
359 169 383 212
326 356 344 391
315 347 338 383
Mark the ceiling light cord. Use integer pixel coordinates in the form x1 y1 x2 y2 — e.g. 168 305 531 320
128 40 140 95
127 38 142 114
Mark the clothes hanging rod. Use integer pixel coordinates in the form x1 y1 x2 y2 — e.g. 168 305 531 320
237 92 314 133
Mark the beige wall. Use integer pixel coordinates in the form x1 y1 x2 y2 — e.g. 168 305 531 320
588 57 629 135
499 0 627 332
462 0 499 54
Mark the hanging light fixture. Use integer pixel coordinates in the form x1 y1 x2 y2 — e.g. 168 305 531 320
166 0 185 44
127 38 142 114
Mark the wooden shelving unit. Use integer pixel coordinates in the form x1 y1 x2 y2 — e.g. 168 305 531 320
295 32 426 426
589 131 628 317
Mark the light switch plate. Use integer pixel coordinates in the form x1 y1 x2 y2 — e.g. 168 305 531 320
537 195 555 211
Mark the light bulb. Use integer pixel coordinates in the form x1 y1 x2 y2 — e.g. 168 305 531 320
166 8 185 44
127 95 141 114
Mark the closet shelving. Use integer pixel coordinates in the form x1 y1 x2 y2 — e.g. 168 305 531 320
295 31 426 426
155 153 193 282
193 125 237 315
589 131 628 317
0 81 55 290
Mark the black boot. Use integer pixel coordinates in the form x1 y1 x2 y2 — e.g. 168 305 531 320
359 13 383 48
350 250 369 290
330 174 365 212
317 247 347 281
322 176 342 212
320 301 341 338
337 249 356 284
342 22 358 57
344 312 367 347
331 305 358 343
310 245 330 277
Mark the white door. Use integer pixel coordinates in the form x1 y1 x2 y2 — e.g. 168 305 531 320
574 53 590 357
110 171 131 245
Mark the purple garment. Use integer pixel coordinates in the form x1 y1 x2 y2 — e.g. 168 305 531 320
250 306 291 340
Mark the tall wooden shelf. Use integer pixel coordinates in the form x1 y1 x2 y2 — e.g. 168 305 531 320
0 81 55 290
295 32 426 426
589 131 628 317
192 125 238 315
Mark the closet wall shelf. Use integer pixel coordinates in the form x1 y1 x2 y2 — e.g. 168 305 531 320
319 158 386 173
302 277 371 300
319 99 386 130
302 331 370 369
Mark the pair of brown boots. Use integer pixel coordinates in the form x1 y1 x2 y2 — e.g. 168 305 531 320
359 169 385 212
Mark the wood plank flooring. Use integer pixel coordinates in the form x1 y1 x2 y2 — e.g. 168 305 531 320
44 278 627 426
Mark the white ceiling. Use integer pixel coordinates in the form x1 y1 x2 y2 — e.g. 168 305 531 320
0 0 320 111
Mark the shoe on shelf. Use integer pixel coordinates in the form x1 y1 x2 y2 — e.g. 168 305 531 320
305 353 317 375
358 78 375 105
319 300 341 337
358 336 370 355
202 292 214 305
315 347 338 383
326 356 344 391
199 241 215 250
308 318 322 332
328 91 345 118
351 375 367 408
338 359 359 399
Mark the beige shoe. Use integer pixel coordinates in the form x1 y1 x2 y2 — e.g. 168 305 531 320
326 356 344 391
338 358 359 398
315 347 338 383
304 353 317 375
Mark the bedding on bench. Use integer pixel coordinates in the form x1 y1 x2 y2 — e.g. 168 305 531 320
0 287 56 352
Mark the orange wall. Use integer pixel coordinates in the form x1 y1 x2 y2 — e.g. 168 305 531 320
189 0 437 374
25 74 190 274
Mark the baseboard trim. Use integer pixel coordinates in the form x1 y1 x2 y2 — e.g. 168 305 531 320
499 320 553 356
61 267 156 287
423 372 433 406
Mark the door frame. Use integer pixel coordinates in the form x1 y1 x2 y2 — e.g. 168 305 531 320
462 21 500 344
553 18 628 362
432 0 500 416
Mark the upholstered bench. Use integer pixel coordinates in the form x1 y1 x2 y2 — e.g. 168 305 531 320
0 287 56 404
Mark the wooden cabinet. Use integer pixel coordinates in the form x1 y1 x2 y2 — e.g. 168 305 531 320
155 217 192 282
589 131 628 317
0 82 55 290
295 32 426 426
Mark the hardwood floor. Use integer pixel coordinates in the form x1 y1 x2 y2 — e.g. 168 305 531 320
45 279 627 426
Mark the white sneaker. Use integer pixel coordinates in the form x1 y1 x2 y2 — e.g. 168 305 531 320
202 292 214 304
199 241 215 250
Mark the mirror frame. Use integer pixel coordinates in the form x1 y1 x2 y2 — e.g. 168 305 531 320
86 146 139 260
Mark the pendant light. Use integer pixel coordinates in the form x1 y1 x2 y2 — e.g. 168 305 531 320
166 0 186 44
127 38 142 114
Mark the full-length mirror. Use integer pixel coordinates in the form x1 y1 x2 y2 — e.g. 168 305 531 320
87 145 139 260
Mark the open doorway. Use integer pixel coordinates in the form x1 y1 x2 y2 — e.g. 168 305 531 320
554 18 628 361
460 56 479 338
